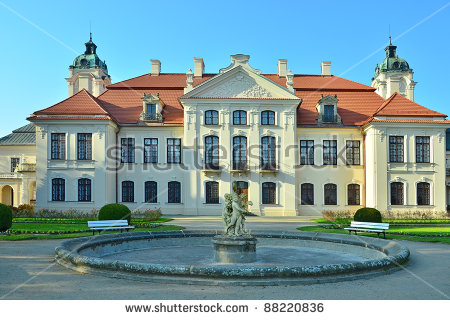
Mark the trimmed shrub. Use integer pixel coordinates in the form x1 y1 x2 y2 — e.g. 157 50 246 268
354 207 382 223
0 203 13 232
143 208 162 222
98 204 131 224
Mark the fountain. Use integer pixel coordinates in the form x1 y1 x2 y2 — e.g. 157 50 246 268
55 187 410 285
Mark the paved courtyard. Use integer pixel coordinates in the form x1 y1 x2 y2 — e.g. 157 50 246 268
0 216 449 300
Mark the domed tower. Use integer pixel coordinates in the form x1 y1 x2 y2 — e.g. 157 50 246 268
371 38 416 101
66 33 111 97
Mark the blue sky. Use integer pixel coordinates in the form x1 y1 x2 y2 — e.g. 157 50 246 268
0 0 449 137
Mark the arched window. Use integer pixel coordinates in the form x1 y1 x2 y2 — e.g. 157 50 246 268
145 181 157 203
122 181 134 203
233 110 247 125
52 178 65 201
260 136 276 170
391 182 403 205
417 182 430 205
205 110 218 125
347 184 360 205
204 136 219 169
262 182 276 204
324 183 337 205
168 181 181 203
261 110 275 125
232 136 247 170
78 178 91 202
301 183 314 205
205 181 219 204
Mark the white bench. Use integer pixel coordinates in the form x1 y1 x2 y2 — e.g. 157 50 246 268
344 221 389 239
88 220 135 235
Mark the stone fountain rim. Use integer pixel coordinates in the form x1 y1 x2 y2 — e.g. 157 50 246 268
55 230 410 285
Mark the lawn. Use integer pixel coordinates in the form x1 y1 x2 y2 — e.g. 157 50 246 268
313 218 450 225
297 225 450 243
0 218 184 241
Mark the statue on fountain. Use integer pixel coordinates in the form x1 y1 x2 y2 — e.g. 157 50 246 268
221 186 253 237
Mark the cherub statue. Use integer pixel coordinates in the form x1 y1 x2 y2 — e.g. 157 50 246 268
221 185 253 237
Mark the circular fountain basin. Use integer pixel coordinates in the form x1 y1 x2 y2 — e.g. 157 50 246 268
55 231 410 285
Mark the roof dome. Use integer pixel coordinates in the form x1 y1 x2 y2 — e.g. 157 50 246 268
70 33 109 76
375 39 411 77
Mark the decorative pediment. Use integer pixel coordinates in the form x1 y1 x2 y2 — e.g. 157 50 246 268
181 57 300 100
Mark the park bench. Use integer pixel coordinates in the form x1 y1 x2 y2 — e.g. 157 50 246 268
344 221 390 239
88 220 134 235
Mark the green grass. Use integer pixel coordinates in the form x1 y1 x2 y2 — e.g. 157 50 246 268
0 225 184 241
297 225 450 243
12 217 173 224
313 218 450 225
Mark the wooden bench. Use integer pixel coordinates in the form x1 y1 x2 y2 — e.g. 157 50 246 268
88 220 135 235
344 221 390 239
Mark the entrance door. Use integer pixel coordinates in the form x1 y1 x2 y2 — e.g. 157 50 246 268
235 181 249 208
1 186 13 206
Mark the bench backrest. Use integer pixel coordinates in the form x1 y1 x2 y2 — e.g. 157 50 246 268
88 220 129 227
350 221 389 229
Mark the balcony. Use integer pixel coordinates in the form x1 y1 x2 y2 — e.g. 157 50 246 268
140 112 163 122
259 162 279 173
230 161 249 173
16 163 36 172
202 162 222 174
321 114 340 123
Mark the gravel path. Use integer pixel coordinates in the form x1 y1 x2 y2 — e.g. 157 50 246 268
0 216 449 300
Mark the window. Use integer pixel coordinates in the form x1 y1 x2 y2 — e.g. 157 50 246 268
232 136 247 170
145 181 157 203
323 140 337 165
446 129 450 151
346 140 360 165
51 133 66 160
206 181 219 204
262 182 276 204
167 138 181 163
77 133 92 160
300 140 314 165
347 184 360 205
205 136 219 169
52 178 65 201
301 183 314 205
391 182 404 205
205 110 218 125
261 111 275 125
121 138 135 163
146 103 156 114
260 136 276 170
417 182 430 205
78 178 91 202
389 136 404 163
168 181 181 203
10 158 19 173
416 136 430 163
144 138 158 163
323 105 335 122
233 110 247 125
122 181 134 202
324 183 337 205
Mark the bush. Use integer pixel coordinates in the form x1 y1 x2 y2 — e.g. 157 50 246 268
354 207 382 223
322 210 353 222
98 204 131 224
8 206 19 213
0 203 13 232
18 204 34 212
143 208 162 222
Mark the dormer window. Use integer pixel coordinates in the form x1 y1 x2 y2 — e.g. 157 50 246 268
140 93 164 122
316 95 341 124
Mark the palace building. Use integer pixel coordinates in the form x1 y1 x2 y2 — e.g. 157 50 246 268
1 35 449 215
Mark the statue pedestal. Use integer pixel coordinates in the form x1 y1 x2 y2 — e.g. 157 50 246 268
212 235 257 264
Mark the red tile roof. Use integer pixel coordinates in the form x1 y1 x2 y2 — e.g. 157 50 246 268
31 73 447 127
372 92 447 117
369 119 450 124
34 89 109 116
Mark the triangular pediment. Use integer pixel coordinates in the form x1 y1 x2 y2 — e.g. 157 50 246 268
181 66 299 100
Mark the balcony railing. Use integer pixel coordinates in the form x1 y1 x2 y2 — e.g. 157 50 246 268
141 112 163 122
321 114 339 123
231 161 249 171
260 162 278 171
